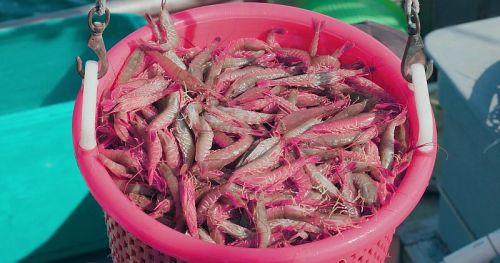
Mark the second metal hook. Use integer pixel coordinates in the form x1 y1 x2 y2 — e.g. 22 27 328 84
401 7 433 82
76 7 110 79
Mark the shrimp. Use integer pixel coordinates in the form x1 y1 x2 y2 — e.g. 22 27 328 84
117 48 146 84
98 154 132 178
195 117 214 162
232 140 283 182
305 163 341 199
159 164 182 220
254 199 271 248
257 68 366 89
225 38 270 53
330 100 367 121
309 20 325 57
233 156 320 190
147 91 181 132
213 131 234 148
276 99 347 133
200 133 254 171
179 170 199 238
225 68 290 99
351 173 378 205
173 116 195 168
216 106 275 124
189 37 221 81
158 129 181 171
266 28 287 48
380 110 407 169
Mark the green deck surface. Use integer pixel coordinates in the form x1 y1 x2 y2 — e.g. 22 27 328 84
270 0 407 32
0 13 145 263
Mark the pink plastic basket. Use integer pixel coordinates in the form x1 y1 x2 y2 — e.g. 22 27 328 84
73 3 437 262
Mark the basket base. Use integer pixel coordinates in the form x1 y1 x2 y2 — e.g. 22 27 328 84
105 214 394 263
106 214 173 263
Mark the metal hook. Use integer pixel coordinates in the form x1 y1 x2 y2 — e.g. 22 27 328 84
401 7 433 82
76 7 110 79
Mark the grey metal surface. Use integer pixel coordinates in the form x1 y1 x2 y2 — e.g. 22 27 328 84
425 17 500 256
425 17 500 135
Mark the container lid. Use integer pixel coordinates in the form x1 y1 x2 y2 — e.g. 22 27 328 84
425 17 500 135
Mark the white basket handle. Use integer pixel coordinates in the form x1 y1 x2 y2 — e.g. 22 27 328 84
79 61 98 150
411 63 433 152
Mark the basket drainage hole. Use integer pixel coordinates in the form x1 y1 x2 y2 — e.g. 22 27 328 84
368 248 373 255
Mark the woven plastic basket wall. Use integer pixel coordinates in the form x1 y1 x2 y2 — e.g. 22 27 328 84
73 3 437 263
105 214 394 263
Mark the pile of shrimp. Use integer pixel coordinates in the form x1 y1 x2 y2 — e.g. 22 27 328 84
97 2 412 248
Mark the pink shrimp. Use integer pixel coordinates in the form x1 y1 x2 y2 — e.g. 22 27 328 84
217 106 275 124
145 50 207 92
233 156 320 190
225 68 290 99
196 184 230 224
308 112 381 134
266 28 287 48
189 37 221 81
214 66 263 93
379 109 407 169
294 92 331 107
351 172 378 205
330 100 367 121
157 129 181 171
128 192 155 211
104 78 176 113
159 164 182 219
228 86 273 106
116 48 147 84
203 113 265 137
257 68 366 89
238 98 275 111
140 105 158 121
225 38 270 53
232 140 283 180
346 76 394 102
179 170 199 238
218 220 253 240
264 92 299 113
146 131 163 185
111 79 148 101
273 47 311 69
149 198 172 219
98 154 132 178
309 20 325 57
213 131 234 148
276 99 347 134
173 116 195 168
195 117 214 162
200 133 254 171
99 147 142 173
293 130 363 148
291 168 312 201
305 163 341 199
199 228 216 243
254 199 271 248
147 91 181 132
239 137 280 167
113 112 132 143
309 41 354 72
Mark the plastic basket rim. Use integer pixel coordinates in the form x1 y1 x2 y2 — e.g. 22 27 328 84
73 2 437 261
